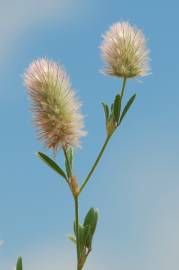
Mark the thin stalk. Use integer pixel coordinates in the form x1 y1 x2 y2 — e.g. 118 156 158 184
118 77 127 127
74 196 80 270
79 135 111 194
120 77 127 100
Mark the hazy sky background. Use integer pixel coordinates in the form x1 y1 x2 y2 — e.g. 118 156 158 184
0 0 179 269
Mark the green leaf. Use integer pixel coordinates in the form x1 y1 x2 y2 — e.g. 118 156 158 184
102 102 109 121
84 208 99 236
66 147 73 169
78 224 86 254
83 224 93 249
65 160 70 179
113 94 121 123
37 152 67 180
16 257 22 270
120 94 136 123
64 147 73 179
68 234 76 245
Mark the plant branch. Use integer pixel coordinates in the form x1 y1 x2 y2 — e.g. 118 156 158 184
79 135 111 194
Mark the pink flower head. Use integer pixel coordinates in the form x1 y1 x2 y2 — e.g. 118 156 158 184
24 58 86 153
101 22 150 78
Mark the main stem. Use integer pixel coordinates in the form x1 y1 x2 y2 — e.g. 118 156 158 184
74 196 80 270
63 147 80 269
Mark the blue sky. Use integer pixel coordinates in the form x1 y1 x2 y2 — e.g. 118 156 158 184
0 0 179 269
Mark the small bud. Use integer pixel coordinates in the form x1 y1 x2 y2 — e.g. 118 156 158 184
71 176 79 197
106 118 116 136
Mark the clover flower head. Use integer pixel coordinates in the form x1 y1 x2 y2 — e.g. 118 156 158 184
100 21 150 78
24 58 86 153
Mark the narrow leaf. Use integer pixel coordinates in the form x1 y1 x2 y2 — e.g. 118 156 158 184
66 147 73 169
84 224 93 249
120 94 136 123
37 152 67 180
102 103 109 121
65 160 70 179
113 94 121 123
78 224 86 254
64 147 73 179
16 257 22 270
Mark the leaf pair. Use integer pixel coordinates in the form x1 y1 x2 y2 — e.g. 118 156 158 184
102 93 136 133
71 208 98 269
69 208 99 253
102 94 121 126
16 257 23 270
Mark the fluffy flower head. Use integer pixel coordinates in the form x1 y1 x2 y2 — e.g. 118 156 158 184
24 58 86 153
100 22 150 78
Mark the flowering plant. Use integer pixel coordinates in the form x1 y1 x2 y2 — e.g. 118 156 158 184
16 21 150 270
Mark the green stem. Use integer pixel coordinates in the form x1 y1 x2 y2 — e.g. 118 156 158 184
63 147 72 179
74 196 80 270
79 135 111 194
120 77 127 100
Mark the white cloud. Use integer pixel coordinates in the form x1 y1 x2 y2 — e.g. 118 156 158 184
0 0 84 62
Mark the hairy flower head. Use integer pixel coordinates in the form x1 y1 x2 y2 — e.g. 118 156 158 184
100 22 150 78
24 58 86 153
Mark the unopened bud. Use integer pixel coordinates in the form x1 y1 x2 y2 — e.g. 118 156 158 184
106 119 116 136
